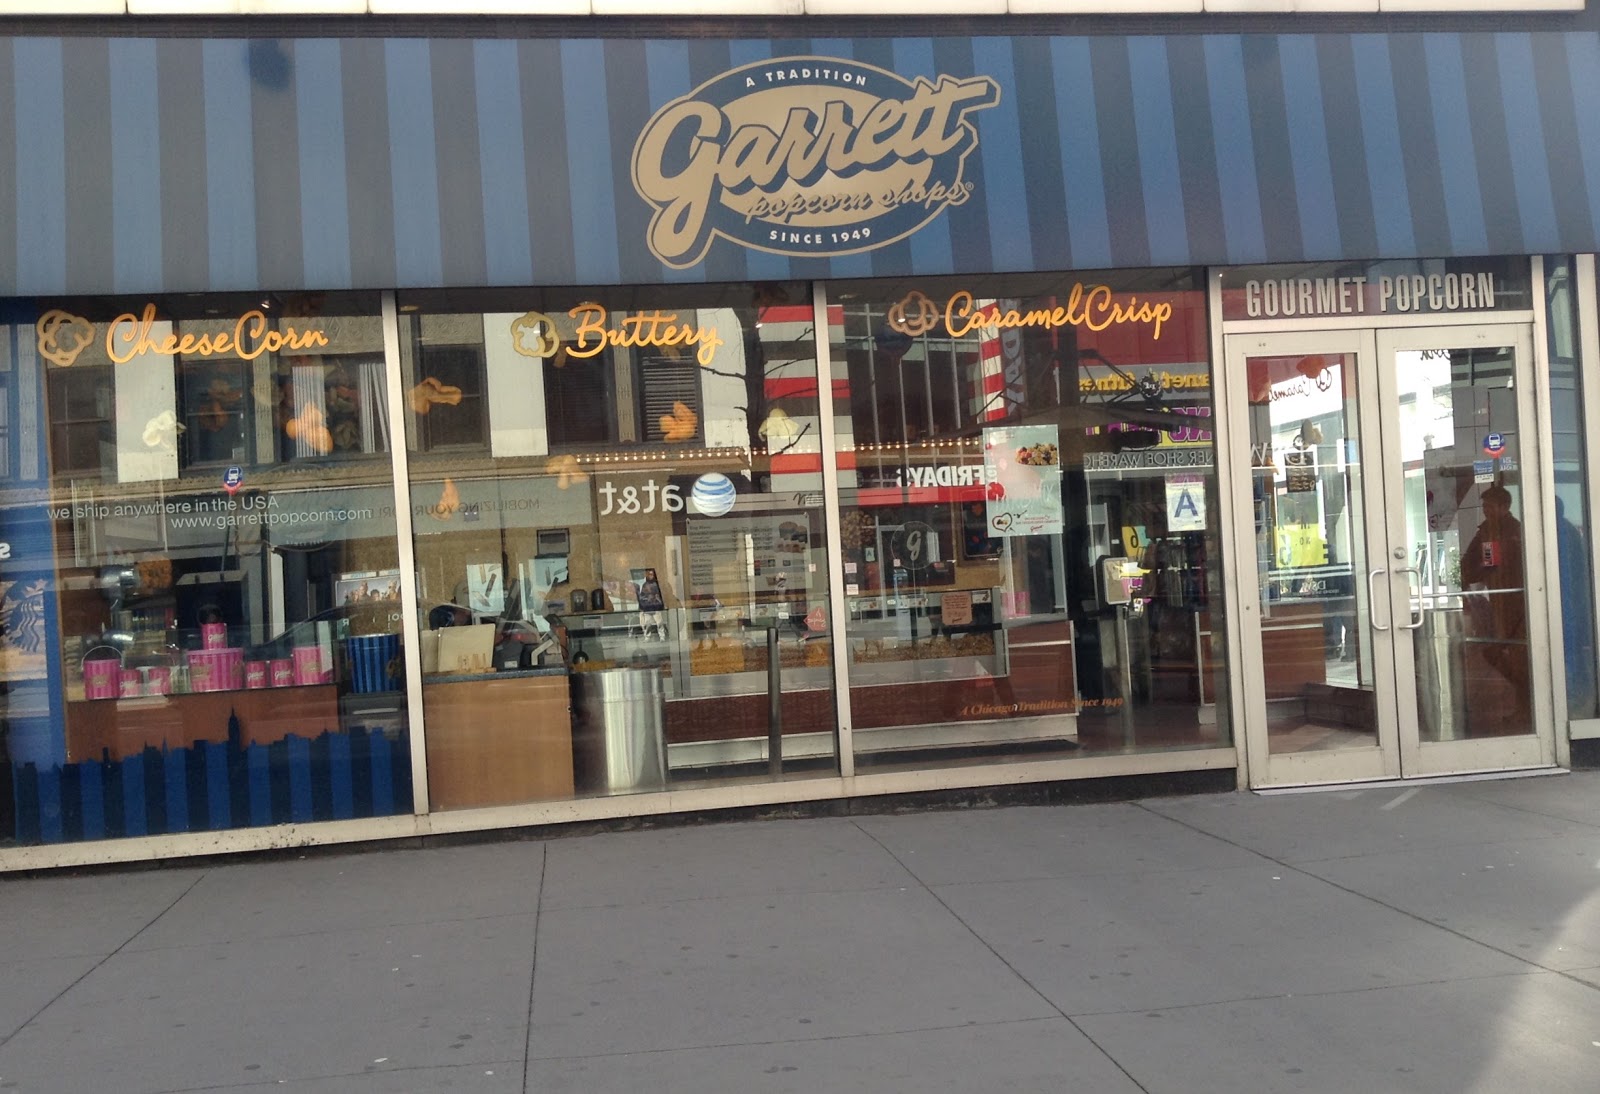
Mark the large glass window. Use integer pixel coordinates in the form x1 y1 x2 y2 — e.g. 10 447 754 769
828 271 1228 769
398 283 836 809
4 293 411 845
0 270 1238 848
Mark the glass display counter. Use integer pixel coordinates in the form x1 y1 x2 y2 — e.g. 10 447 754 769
559 606 833 700
842 586 1078 740
554 606 835 770
844 589 1006 687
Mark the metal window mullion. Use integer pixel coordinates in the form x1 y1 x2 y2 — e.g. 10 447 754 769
381 291 431 815
1571 255 1600 742
814 281 855 778
948 341 962 435
1208 267 1252 790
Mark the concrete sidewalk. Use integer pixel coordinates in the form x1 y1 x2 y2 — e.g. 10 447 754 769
3 772 1600 1093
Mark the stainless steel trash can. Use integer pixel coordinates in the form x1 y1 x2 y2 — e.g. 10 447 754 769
1414 607 1466 742
570 668 668 793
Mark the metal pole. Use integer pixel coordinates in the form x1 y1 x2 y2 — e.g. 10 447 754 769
814 282 857 777
1118 606 1134 745
767 623 783 775
380 292 431 816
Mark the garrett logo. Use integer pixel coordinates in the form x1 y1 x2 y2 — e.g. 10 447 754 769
36 310 94 367
887 291 940 336
510 311 560 359
632 57 1000 268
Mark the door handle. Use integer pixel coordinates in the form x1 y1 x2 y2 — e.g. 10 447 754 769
1394 566 1424 630
1367 568 1390 631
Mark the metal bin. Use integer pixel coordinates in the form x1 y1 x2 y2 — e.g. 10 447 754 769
570 667 668 793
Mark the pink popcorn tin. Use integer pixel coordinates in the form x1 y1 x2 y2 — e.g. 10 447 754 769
83 657 121 701
292 645 329 686
145 665 172 696
187 648 244 693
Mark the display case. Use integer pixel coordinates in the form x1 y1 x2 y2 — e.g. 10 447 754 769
844 588 1006 687
58 555 402 761
559 609 679 689
842 585 1079 737
551 605 835 761
559 605 833 700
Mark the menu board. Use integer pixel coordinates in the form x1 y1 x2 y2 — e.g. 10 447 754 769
687 512 813 600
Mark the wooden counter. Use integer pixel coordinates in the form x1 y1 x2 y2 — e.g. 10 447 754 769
422 671 575 809
852 618 1075 729
664 687 833 744
1259 601 1331 699
65 684 340 762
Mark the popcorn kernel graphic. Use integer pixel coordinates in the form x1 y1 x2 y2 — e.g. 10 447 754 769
544 454 587 489
431 477 462 520
141 409 185 450
285 403 334 454
409 377 463 415
758 408 800 444
660 401 697 442
885 290 939 337
510 311 560 359
36 310 95 367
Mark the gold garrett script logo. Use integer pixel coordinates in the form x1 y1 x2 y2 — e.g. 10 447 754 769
632 57 1000 268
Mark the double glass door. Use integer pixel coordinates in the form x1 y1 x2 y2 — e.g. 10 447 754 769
1225 324 1553 786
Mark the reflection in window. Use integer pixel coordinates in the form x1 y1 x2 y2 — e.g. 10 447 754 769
8 292 412 846
179 357 248 466
406 315 488 452
397 283 838 811
47 365 113 477
830 270 1228 769
1545 258 1597 719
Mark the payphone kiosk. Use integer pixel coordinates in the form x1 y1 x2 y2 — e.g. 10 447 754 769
1100 556 1146 741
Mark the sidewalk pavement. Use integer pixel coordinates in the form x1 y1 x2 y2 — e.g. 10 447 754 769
4 772 1600 1093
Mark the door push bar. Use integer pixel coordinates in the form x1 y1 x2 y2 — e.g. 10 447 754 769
1367 568 1390 631
1368 566 1425 632
1394 566 1425 630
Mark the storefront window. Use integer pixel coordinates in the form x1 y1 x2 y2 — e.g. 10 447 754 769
1547 258 1596 719
828 271 1228 768
2 293 411 845
398 283 836 810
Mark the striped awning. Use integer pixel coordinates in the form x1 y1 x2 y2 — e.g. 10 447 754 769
1 23 1598 296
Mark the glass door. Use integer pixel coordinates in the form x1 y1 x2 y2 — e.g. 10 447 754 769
1376 325 1551 777
1227 330 1399 784
1224 325 1553 787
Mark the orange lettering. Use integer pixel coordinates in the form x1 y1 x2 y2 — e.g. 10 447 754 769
567 303 610 360
565 302 724 366
104 303 326 363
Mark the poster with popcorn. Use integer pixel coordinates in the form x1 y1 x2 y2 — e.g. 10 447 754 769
982 425 1063 537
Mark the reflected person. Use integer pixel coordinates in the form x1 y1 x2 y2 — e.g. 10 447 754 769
1460 484 1528 697
1556 495 1597 715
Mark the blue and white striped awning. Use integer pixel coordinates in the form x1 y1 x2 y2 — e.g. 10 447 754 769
2 22 1599 295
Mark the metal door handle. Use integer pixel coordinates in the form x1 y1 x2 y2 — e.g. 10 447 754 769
1367 568 1390 631
1394 566 1424 630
